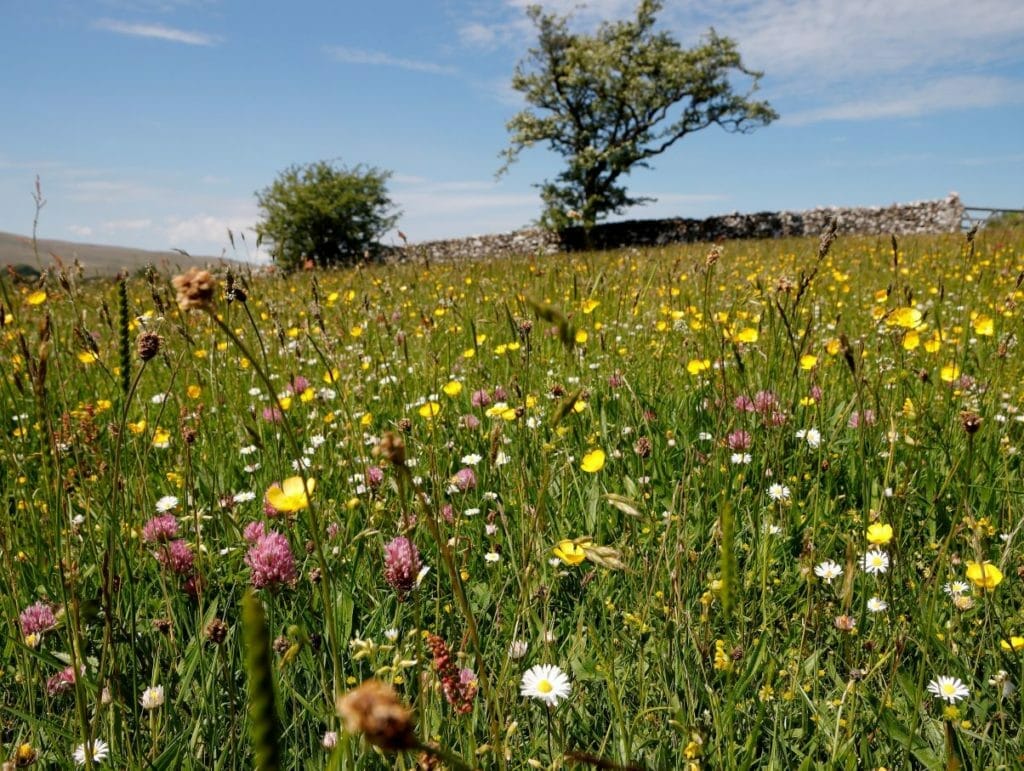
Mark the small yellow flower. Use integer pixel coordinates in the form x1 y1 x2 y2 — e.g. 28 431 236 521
972 315 994 336
903 330 920 350
152 428 171 448
418 402 441 419
580 449 605 473
965 560 1003 590
734 327 759 343
187 385 202 399
581 299 600 314
799 354 818 370
686 358 711 376
27 290 47 305
324 368 341 383
266 477 315 512
999 636 1024 652
940 364 960 383
575 329 589 344
78 351 98 364
866 523 893 545
552 540 590 566
889 307 923 329
442 380 463 397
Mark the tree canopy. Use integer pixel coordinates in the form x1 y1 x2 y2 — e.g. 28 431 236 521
501 0 778 230
256 161 398 269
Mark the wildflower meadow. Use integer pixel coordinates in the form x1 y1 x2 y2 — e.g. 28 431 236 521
2 225 1024 769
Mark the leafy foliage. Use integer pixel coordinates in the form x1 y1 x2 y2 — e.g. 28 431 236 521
502 0 778 230
256 161 398 269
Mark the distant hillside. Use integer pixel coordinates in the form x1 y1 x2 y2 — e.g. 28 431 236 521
0 230 250 279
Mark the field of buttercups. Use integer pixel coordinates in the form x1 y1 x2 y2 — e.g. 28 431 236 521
1 226 1023 769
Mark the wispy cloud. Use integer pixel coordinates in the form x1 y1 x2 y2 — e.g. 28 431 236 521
468 0 1024 118
323 46 456 75
94 18 221 46
785 76 1024 125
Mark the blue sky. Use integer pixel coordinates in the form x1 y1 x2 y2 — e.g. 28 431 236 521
1 0 1022 259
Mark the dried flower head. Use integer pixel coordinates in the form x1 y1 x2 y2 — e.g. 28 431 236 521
960 411 982 435
336 679 417 751
375 431 406 467
136 331 163 361
205 618 229 645
171 267 217 312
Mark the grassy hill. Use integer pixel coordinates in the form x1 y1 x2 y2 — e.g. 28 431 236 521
0 230 249 279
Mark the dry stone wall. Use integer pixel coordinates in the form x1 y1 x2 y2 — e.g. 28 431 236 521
393 195 964 262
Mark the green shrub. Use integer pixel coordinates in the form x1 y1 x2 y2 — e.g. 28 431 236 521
255 160 399 269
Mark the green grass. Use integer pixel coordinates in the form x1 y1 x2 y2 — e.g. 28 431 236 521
1 228 1023 769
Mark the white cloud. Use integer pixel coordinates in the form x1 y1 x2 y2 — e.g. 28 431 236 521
323 46 456 75
94 18 221 45
710 0 1024 85
65 178 162 204
162 212 259 252
473 0 1024 119
785 75 1024 125
100 218 154 231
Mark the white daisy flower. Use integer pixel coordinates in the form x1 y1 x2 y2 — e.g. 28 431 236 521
943 581 970 597
520 664 572 706
767 483 790 502
140 685 165 710
73 738 110 766
862 550 890 575
814 560 843 583
155 495 179 513
927 676 970 703
867 596 888 613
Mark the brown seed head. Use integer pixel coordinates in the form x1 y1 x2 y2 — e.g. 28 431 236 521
337 679 417 751
205 618 229 645
171 267 217 312
960 411 982 435
136 331 163 361
376 431 407 467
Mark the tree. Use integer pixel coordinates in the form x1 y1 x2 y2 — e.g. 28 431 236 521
501 0 777 231
256 161 398 269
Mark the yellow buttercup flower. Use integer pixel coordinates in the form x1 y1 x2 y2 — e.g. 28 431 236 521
965 560 1003 590
418 402 441 419
972 315 994 336
266 477 315 513
686 358 710 376
866 523 893 545
580 449 605 473
799 354 818 370
1000 636 1024 652
889 307 923 329
442 380 463 397
940 364 960 383
27 290 47 305
734 327 758 343
553 540 590 566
